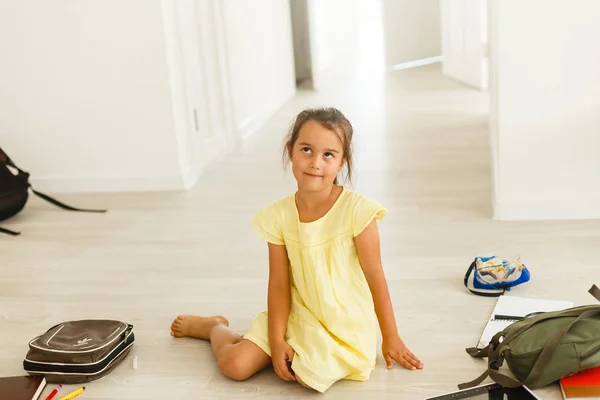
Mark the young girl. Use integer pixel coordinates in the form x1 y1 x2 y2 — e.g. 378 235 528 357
170 107 423 393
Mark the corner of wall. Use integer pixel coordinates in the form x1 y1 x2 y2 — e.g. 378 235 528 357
488 0 501 221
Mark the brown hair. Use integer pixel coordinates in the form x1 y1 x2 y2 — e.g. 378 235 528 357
282 107 354 185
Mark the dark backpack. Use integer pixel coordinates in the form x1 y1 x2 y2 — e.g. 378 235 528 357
23 319 135 384
0 146 106 235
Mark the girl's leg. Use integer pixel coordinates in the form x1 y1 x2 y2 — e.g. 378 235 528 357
170 315 271 381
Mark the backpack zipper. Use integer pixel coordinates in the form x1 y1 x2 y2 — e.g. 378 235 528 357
580 343 600 361
29 321 130 354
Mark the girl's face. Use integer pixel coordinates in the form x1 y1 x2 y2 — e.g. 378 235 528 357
288 120 346 192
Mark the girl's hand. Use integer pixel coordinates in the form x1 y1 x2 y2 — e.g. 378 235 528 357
382 335 423 370
271 340 296 381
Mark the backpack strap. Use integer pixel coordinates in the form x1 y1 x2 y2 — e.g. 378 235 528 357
459 338 497 389
0 227 21 236
461 339 525 389
0 148 105 237
464 260 506 297
589 284 600 302
0 189 106 235
30 189 106 213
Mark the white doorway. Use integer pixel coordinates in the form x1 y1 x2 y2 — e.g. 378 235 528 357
289 0 313 87
381 0 442 70
288 0 334 91
166 0 234 187
289 0 387 90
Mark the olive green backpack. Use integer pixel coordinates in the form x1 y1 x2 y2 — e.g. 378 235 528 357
459 284 600 390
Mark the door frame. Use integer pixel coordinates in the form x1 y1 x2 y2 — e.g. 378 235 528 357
161 0 238 188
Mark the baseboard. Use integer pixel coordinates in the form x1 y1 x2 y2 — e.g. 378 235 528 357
30 175 186 194
494 195 600 221
237 108 269 141
179 137 227 190
387 56 443 71
180 163 203 190
236 91 295 140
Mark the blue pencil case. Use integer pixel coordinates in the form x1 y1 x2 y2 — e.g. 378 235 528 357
464 255 531 297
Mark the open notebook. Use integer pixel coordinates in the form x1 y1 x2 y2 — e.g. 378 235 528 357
477 295 574 349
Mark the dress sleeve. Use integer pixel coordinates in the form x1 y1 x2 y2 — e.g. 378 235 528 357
352 195 387 237
251 202 285 245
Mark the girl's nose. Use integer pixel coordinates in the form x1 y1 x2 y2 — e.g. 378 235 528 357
310 157 321 170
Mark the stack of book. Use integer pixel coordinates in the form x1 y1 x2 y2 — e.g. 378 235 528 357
560 366 600 400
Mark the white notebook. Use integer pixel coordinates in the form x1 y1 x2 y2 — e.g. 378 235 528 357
476 295 574 349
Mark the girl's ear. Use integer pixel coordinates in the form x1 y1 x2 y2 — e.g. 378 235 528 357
287 143 294 162
339 156 347 171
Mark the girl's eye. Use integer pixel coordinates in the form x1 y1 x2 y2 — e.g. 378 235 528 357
324 152 333 159
302 147 311 154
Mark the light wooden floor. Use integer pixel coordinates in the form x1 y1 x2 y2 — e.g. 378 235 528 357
2 64 600 400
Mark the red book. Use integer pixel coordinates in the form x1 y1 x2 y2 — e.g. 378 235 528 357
560 366 600 399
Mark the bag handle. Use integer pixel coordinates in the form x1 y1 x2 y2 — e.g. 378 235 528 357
0 147 26 174
0 147 14 167
501 306 600 342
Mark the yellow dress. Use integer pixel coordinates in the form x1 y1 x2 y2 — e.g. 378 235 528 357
244 186 387 392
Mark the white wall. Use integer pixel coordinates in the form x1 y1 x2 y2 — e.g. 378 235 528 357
490 0 600 220
441 0 488 89
0 0 298 193
381 0 441 67
306 0 332 76
316 0 361 65
0 0 183 192
221 0 296 138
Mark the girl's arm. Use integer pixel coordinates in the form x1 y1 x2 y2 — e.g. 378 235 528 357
355 219 423 370
267 242 296 381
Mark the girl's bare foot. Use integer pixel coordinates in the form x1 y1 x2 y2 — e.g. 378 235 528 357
170 315 229 339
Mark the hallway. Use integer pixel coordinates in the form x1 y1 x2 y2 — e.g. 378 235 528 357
2 63 597 399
